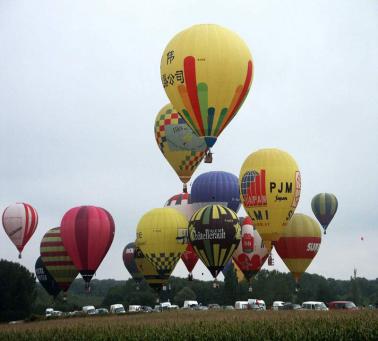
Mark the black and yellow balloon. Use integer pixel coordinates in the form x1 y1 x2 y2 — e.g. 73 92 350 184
188 205 241 278
134 246 169 293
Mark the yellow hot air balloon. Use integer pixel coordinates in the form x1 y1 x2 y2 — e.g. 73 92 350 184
136 208 188 277
160 24 253 160
274 213 322 290
239 148 301 249
155 104 207 192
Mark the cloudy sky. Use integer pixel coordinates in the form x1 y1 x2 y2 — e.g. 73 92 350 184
0 0 377 283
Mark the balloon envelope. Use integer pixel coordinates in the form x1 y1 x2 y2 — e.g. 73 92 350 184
164 192 196 221
35 256 61 298
123 242 143 284
191 171 241 213
311 193 338 233
239 148 301 248
134 246 169 293
60 206 115 284
189 205 241 278
274 213 322 284
161 24 253 149
180 243 199 274
136 207 188 276
155 104 207 190
2 202 38 256
40 227 78 293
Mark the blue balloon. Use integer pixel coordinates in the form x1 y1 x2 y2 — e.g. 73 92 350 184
191 171 241 213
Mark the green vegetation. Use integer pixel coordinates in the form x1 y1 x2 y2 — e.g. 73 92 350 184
0 310 377 340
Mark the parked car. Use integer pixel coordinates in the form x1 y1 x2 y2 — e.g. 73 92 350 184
327 301 358 310
248 299 266 310
183 300 199 309
280 303 302 310
128 305 142 313
82 305 96 315
235 301 249 310
222 305 235 310
141 306 153 313
208 304 221 310
272 301 285 310
302 301 328 311
110 304 126 314
95 308 109 315
46 308 63 317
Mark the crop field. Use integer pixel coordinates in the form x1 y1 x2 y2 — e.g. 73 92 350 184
0 310 377 340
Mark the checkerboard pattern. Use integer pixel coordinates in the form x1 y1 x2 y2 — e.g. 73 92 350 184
145 252 181 273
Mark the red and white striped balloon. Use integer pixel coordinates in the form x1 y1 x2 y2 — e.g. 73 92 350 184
2 203 38 258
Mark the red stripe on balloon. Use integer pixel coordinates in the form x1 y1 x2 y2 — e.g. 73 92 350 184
275 236 321 259
40 251 68 257
184 56 205 135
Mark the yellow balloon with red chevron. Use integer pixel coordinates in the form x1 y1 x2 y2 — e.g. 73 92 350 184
239 148 301 249
160 24 253 150
155 103 207 192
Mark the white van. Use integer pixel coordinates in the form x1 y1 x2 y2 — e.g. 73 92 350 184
128 305 141 313
183 300 199 309
82 305 96 315
248 299 266 310
235 301 249 310
301 301 328 311
272 301 285 310
110 304 126 314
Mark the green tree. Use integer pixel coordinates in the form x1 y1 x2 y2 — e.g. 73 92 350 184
223 267 238 305
0 259 36 321
173 287 196 307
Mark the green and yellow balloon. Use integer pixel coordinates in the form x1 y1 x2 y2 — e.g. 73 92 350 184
311 193 338 234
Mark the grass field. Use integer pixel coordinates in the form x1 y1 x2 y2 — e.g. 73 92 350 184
1 310 377 340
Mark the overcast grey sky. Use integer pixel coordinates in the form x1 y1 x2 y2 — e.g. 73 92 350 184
0 0 377 282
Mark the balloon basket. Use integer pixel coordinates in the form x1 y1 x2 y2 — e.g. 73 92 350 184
18 253 22 259
204 150 213 163
268 253 274 266
183 183 188 193
188 273 193 281
248 286 252 293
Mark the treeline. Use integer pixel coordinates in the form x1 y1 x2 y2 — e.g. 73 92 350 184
1 259 377 322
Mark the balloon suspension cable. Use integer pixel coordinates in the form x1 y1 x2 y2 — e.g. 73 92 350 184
18 253 22 259
85 282 91 293
188 273 193 281
183 183 188 193
204 149 213 163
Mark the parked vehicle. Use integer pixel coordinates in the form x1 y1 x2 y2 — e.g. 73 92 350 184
45 308 54 317
183 300 199 309
160 302 172 310
128 305 142 313
280 303 302 310
208 304 221 310
95 308 109 315
327 301 358 310
248 299 266 310
235 301 249 310
82 305 96 315
110 304 126 314
272 301 285 310
302 301 328 311
141 306 153 313
222 305 235 310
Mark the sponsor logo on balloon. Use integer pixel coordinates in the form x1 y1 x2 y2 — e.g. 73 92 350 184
176 228 188 244
306 242 320 252
291 171 301 208
191 229 226 241
240 170 267 207
241 233 254 253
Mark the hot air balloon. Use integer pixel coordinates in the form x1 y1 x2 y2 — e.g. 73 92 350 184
274 213 322 291
188 205 241 280
191 171 241 213
160 24 253 162
164 192 196 220
239 148 301 250
40 227 78 296
134 246 169 293
155 104 207 192
311 193 338 234
164 193 199 280
180 244 199 280
232 217 269 291
35 256 61 298
222 259 244 283
2 202 38 258
136 208 188 278
60 206 115 289
122 242 143 286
